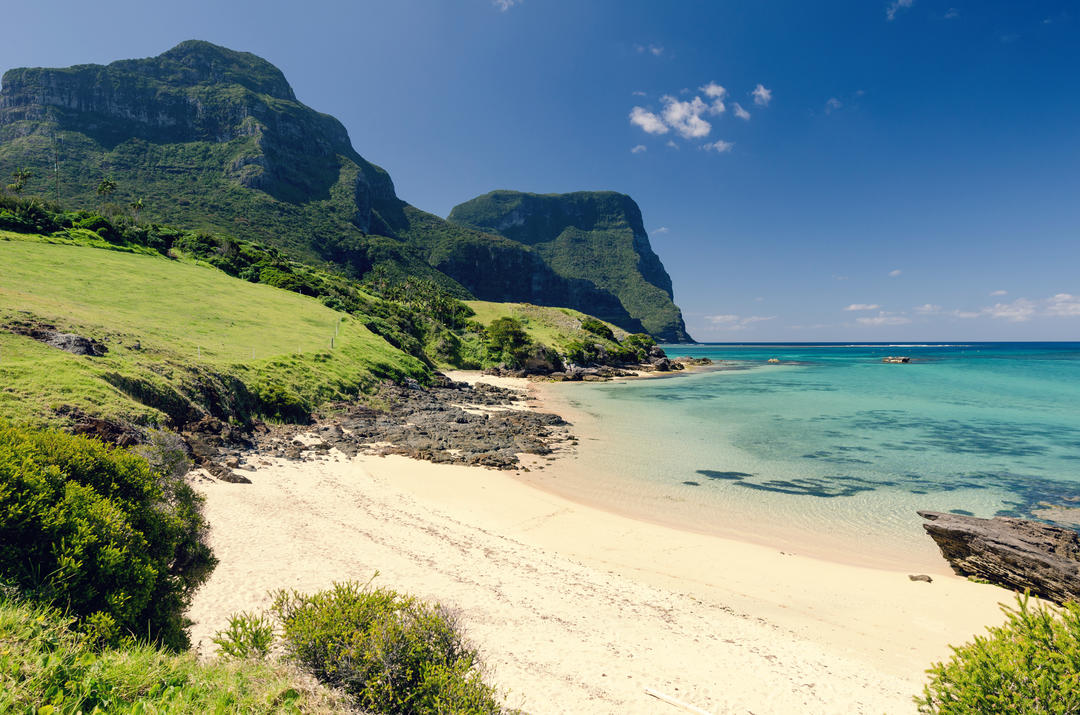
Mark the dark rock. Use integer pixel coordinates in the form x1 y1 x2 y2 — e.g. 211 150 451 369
54 406 140 447
4 319 107 356
908 574 933 583
918 510 1080 604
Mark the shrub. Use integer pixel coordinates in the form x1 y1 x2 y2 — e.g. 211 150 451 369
272 580 507 714
0 422 216 650
622 333 657 361
0 596 347 713
485 317 531 368
563 339 604 366
917 594 1080 714
580 317 615 341
213 611 277 660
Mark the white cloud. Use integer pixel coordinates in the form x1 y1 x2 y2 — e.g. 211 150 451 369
629 106 669 135
1046 293 1080 317
950 310 981 319
700 82 726 99
888 269 903 277
886 0 913 21
914 304 942 314
825 97 842 114
666 140 679 149
699 82 727 115
844 303 881 311
733 102 751 120
752 84 772 107
857 312 912 326
706 314 776 330
493 0 521 11
702 140 735 153
635 43 663 56
986 298 1037 322
989 289 1008 296
661 95 712 139
944 8 959 19
632 90 647 97
631 144 647 154
653 226 670 234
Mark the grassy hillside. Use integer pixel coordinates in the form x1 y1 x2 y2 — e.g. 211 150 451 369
465 301 628 349
0 233 427 429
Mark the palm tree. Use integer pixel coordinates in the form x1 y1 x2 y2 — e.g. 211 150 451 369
129 198 144 225
96 177 118 212
6 168 32 196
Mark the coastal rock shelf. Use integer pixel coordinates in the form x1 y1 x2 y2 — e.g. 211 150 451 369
256 381 572 471
918 510 1080 605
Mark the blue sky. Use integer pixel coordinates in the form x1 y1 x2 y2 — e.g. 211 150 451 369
3 0 1079 341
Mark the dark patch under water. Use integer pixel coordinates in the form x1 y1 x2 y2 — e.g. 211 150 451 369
696 469 753 480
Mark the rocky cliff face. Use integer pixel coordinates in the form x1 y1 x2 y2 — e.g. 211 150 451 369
0 42 691 340
449 191 691 342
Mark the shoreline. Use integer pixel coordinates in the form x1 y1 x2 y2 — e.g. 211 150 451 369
187 371 1015 713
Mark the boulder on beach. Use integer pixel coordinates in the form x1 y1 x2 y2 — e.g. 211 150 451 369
918 510 1080 605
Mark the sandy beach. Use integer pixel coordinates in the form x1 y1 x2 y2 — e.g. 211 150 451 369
187 373 1014 714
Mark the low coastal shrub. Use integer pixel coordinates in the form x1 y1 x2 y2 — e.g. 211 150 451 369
272 580 508 714
213 611 277 660
579 316 615 341
0 422 215 650
917 594 1080 714
0 595 348 713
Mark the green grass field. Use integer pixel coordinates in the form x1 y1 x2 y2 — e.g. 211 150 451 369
466 300 628 349
0 235 427 428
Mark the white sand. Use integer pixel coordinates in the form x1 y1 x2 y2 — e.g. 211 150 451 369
187 374 1014 714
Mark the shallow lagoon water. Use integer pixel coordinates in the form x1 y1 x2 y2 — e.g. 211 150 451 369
543 343 1080 568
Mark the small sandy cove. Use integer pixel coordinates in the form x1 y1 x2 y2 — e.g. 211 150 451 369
187 372 1011 714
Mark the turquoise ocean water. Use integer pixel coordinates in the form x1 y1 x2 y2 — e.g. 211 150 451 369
542 343 1080 568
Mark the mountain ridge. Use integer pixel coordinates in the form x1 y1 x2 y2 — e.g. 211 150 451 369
0 40 691 341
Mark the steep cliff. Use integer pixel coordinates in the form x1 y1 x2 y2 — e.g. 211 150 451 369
0 42 689 340
449 191 690 342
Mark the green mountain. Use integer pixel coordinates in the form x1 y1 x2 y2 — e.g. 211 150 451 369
449 191 690 342
0 40 689 341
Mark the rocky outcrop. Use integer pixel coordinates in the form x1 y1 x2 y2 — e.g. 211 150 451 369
4 319 107 356
448 191 692 342
919 510 1080 605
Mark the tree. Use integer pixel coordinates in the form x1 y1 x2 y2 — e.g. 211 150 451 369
485 317 531 367
6 168 31 195
96 177 118 210
129 197 144 225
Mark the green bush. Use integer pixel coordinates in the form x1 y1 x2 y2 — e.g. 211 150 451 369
917 594 1080 714
563 339 603 366
0 595 347 713
485 317 531 368
213 611 277 660
0 422 216 650
580 317 615 341
272 580 508 714
622 333 656 361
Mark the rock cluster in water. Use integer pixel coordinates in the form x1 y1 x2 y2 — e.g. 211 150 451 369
919 510 1080 605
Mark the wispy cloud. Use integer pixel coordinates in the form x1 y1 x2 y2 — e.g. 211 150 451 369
702 140 734 153
666 140 679 149
699 82 727 114
653 226 670 234
752 84 772 107
986 298 1037 322
914 303 942 314
989 289 1008 296
634 43 664 56
886 0 913 21
888 269 903 277
844 303 881 311
705 314 776 330
944 7 959 19
733 102 751 120
1046 293 1080 317
629 107 669 134
631 144 647 154
631 90 647 97
856 312 912 326
825 97 843 114
493 0 521 11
